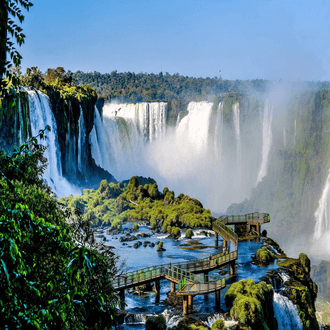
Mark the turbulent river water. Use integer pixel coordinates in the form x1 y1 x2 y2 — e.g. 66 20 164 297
95 223 293 329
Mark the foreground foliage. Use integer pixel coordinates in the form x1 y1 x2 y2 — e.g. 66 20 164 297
0 132 121 329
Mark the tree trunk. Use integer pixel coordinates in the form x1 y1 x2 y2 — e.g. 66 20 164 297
0 1 8 79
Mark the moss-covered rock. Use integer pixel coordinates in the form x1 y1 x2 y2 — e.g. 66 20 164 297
145 314 166 330
211 319 227 330
278 254 319 329
254 246 275 265
225 279 277 330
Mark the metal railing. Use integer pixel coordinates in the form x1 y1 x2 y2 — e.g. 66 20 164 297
213 219 238 243
222 212 270 224
178 276 226 294
164 266 196 283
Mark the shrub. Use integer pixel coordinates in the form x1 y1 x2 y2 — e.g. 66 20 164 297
171 226 181 239
145 315 166 330
211 319 226 330
132 223 139 231
185 228 194 239
157 241 164 251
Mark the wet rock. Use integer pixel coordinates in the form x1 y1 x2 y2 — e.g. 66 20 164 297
165 291 183 307
150 242 155 248
133 241 142 249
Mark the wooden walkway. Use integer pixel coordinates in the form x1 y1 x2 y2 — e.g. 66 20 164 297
113 212 269 314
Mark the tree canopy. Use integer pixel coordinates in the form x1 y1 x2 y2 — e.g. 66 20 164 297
0 0 33 94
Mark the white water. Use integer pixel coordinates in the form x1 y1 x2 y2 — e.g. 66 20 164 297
27 90 80 197
161 309 183 328
232 102 241 162
312 170 330 255
203 313 238 329
273 292 303 330
90 101 263 211
256 101 273 184
77 106 86 173
214 102 223 159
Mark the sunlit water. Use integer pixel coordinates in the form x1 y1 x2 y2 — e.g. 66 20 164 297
97 224 280 329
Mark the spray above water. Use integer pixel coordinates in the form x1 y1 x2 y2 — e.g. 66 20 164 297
256 100 273 185
90 100 269 212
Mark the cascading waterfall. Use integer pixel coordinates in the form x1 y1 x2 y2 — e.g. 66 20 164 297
214 102 223 159
273 292 303 330
313 170 330 254
256 100 273 185
89 100 262 212
283 128 286 148
294 119 297 146
77 106 86 173
27 90 80 197
232 102 241 162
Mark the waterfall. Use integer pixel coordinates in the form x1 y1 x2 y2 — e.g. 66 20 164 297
176 101 213 154
214 102 223 159
256 100 273 185
27 90 80 197
77 106 85 173
232 102 241 162
283 128 286 148
294 119 297 146
89 100 259 212
313 170 330 243
161 309 183 328
273 292 303 330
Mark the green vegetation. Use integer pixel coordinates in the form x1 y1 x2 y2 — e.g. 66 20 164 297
225 279 277 330
0 132 121 328
185 228 194 238
132 223 139 230
255 246 275 264
145 314 166 330
0 0 33 94
211 319 227 330
72 71 272 102
60 176 215 230
157 241 164 251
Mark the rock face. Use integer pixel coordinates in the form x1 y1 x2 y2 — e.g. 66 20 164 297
46 87 115 187
311 260 330 300
277 253 319 329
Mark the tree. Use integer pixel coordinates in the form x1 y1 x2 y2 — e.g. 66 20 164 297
0 132 122 329
0 0 33 94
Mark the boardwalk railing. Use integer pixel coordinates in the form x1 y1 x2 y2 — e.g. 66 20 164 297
223 212 270 224
113 250 238 290
213 219 238 243
178 276 226 295
164 266 196 283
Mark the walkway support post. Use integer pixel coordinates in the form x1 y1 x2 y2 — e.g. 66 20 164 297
119 289 125 307
183 296 188 315
229 261 235 275
171 282 176 293
223 239 227 251
155 280 160 295
215 233 218 248
188 295 193 313
215 290 220 311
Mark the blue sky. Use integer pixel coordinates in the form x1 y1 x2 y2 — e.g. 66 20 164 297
18 0 330 80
